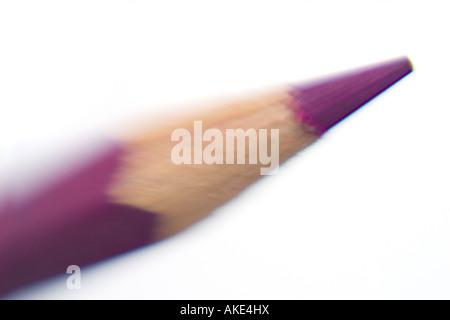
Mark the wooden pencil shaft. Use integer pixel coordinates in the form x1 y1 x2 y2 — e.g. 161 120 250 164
109 88 319 240
0 56 413 295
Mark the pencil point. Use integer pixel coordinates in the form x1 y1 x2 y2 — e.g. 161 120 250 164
291 56 413 134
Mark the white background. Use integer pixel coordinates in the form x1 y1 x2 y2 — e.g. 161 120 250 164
1 0 449 299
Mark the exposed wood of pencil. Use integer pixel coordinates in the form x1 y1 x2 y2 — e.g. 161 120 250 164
108 88 319 241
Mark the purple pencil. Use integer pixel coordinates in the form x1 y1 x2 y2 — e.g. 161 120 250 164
0 57 413 295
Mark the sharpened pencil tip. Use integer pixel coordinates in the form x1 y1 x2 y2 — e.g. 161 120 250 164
290 56 413 134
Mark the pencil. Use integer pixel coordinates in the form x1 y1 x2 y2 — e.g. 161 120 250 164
0 56 413 295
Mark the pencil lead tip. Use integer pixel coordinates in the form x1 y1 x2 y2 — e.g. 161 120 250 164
291 56 413 134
